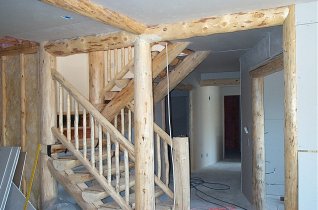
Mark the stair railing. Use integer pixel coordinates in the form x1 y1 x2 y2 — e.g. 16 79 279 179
52 70 134 210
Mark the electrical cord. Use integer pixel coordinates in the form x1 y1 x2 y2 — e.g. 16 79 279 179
190 177 248 210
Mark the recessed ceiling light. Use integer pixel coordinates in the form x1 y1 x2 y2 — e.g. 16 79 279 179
61 15 73 20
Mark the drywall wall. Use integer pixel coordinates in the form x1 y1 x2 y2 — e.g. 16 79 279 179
190 86 222 172
56 53 89 99
264 71 284 197
240 27 283 203
295 2 318 209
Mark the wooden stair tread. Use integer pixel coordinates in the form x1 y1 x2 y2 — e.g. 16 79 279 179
47 158 98 210
85 175 136 192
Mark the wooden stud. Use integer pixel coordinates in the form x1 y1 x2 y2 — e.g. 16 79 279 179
0 56 6 146
173 137 190 210
89 51 105 106
20 54 26 151
200 78 240 86
45 32 136 56
250 53 284 78
283 5 297 210
41 0 147 34
39 42 57 207
144 7 289 41
251 77 265 210
134 37 155 210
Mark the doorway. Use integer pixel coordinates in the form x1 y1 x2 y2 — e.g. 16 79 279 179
224 95 241 159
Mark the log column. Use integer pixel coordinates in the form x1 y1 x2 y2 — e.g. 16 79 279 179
283 5 297 210
251 77 265 210
39 42 57 207
173 137 190 210
134 37 155 210
89 51 105 109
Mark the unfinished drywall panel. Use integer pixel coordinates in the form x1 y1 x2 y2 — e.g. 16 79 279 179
24 53 41 208
264 71 284 197
190 86 222 172
170 91 189 137
56 53 89 99
240 29 283 202
4 55 21 146
296 1 318 209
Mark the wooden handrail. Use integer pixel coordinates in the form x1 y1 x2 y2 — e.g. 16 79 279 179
52 70 135 156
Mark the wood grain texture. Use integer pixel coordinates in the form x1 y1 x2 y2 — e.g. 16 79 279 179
283 5 298 210
250 53 283 78
251 77 265 210
145 7 289 41
101 42 189 121
89 51 105 105
45 32 136 56
200 78 240 86
134 38 155 209
154 51 209 103
0 56 6 146
41 0 147 34
39 42 58 207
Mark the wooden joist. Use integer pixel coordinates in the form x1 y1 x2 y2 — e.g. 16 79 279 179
145 7 289 41
200 78 240 86
45 31 136 56
101 42 189 121
41 0 147 34
250 53 284 78
154 51 210 103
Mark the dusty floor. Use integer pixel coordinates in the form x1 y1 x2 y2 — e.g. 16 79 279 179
190 161 284 210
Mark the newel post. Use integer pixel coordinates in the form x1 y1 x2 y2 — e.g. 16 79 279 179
173 137 190 210
39 42 58 207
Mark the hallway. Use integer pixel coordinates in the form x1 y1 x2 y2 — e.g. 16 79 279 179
190 161 251 210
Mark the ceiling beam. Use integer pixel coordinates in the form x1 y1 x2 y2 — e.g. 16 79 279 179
250 53 283 78
0 42 38 56
200 78 240 86
145 6 289 41
41 0 147 34
45 31 136 56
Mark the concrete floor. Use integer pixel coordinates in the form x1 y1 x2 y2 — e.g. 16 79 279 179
190 161 284 210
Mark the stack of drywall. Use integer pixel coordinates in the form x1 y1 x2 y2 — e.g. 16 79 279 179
0 147 35 210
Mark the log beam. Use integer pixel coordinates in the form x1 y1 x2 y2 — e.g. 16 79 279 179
154 51 209 103
250 53 284 78
45 32 136 56
101 42 189 121
134 37 154 210
200 78 240 86
41 0 147 34
283 5 297 210
251 77 265 210
144 7 289 41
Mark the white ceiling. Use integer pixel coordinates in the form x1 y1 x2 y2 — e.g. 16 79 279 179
0 0 311 73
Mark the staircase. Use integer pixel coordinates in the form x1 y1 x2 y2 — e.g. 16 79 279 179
47 43 208 209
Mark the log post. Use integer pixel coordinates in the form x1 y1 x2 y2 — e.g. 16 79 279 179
283 5 297 210
89 51 105 108
0 56 6 146
173 137 190 210
39 42 57 207
134 37 155 210
251 77 265 210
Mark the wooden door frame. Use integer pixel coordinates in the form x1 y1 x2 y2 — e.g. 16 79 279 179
250 6 296 209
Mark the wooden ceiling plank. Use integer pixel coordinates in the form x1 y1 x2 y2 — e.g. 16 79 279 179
145 6 289 41
44 31 136 56
41 0 147 34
